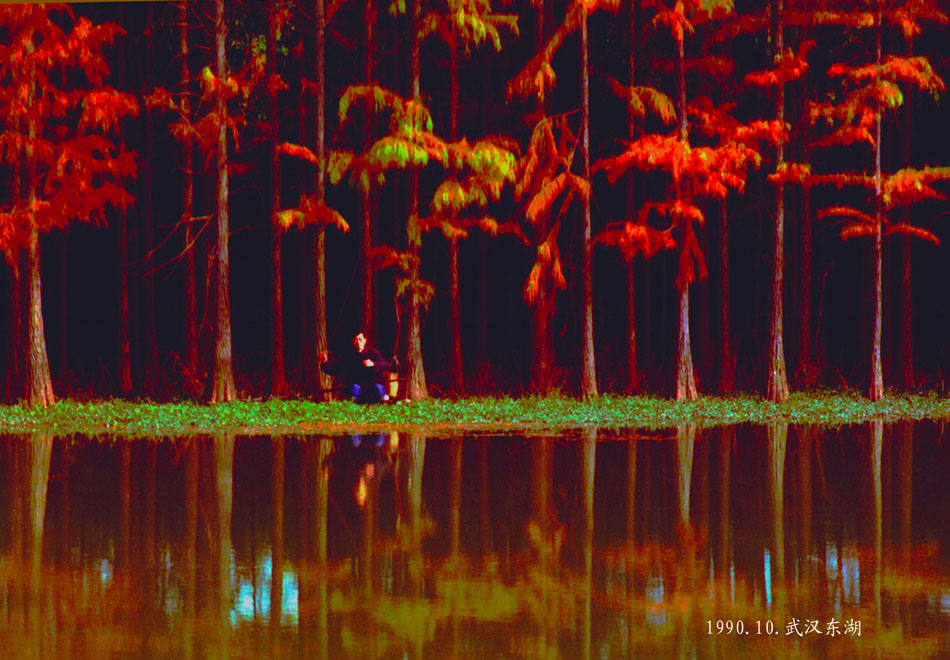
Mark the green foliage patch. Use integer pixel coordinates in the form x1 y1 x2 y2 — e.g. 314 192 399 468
2 390 949 436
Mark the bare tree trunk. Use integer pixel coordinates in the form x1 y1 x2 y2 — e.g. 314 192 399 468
580 7 597 398
180 1 199 396
27 224 55 407
869 2 884 401
268 0 289 397
405 0 428 400
24 91 54 407
314 0 332 401
767 0 789 402
211 0 236 402
674 27 697 401
676 289 697 400
530 1 555 395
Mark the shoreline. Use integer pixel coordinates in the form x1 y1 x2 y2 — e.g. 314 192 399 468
1 390 947 436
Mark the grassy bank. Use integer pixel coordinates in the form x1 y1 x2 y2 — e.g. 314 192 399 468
1 390 949 436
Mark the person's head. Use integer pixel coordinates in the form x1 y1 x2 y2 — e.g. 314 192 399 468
352 331 368 352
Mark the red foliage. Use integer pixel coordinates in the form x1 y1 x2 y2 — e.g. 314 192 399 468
0 4 138 256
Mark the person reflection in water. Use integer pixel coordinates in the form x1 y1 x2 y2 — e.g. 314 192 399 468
318 330 392 403
326 433 398 507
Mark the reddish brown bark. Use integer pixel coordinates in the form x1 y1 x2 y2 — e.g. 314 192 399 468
674 21 697 401
314 0 332 400
210 0 236 402
869 2 884 401
405 0 428 400
27 223 54 407
580 7 597 398
767 0 789 402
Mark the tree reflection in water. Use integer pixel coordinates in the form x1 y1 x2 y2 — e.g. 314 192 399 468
0 424 948 660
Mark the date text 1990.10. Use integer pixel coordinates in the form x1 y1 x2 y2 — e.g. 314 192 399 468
706 619 862 637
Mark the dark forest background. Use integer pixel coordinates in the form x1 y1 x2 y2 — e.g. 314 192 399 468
3 0 950 403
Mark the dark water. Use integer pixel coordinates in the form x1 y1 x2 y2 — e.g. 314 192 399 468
1 422 948 659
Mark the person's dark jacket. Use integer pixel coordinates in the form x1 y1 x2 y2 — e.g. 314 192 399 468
321 346 392 388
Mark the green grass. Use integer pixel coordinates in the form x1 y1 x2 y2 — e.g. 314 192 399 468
2 389 949 436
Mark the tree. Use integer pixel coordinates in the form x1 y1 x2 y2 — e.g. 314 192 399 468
744 2 813 401
272 0 352 400
179 0 200 396
805 0 948 400
599 0 774 399
419 0 517 392
148 0 268 400
267 0 291 396
507 0 618 394
596 0 677 393
0 4 138 407
210 0 237 401
331 86 516 399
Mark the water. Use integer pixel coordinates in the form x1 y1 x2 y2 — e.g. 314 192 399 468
1 422 948 659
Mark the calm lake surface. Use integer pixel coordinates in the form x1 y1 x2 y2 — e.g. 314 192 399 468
1 422 948 659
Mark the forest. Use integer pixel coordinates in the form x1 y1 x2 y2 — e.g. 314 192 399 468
2 0 950 408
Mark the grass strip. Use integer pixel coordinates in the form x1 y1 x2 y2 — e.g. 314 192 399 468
1 390 949 436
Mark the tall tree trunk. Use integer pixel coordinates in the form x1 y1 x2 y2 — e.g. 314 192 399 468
24 86 55 407
180 1 199 396
767 0 789 402
674 28 697 401
405 0 428 400
530 1 555 394
870 2 884 401
360 0 377 338
27 225 55 407
269 0 289 397
579 7 597 398
211 0 236 402
143 4 159 397
314 0 332 400
719 198 733 392
448 39 464 393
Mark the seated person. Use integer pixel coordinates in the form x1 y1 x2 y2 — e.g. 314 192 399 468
318 330 392 403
